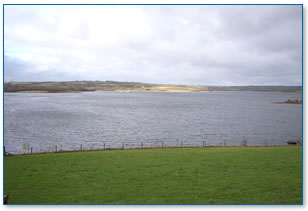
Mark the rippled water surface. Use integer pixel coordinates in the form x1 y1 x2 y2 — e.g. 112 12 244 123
4 91 302 154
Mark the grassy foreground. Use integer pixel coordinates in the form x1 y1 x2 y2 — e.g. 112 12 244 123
4 146 302 204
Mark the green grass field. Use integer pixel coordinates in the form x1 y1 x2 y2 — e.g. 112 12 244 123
4 146 302 204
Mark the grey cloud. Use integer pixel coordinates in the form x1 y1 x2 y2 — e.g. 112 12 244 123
4 55 83 81
4 5 302 85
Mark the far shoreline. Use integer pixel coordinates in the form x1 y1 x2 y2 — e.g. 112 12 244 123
4 81 302 93
4 89 303 94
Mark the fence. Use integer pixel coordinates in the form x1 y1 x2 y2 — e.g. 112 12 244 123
4 137 302 156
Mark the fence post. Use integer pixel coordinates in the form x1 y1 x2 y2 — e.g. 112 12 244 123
55 145 57 153
241 137 247 147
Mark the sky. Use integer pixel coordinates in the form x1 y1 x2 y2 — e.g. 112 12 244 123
4 5 302 85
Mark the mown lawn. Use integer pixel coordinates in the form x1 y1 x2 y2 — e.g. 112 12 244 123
4 146 302 204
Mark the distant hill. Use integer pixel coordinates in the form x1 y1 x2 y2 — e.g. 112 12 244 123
207 86 302 93
3 81 302 93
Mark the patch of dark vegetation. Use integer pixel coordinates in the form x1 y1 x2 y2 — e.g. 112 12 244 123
284 99 302 104
4 82 96 93
287 138 302 145
272 99 302 104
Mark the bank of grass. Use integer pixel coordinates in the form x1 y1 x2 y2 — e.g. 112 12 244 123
4 146 302 204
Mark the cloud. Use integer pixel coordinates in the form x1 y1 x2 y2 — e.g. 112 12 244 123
4 5 302 85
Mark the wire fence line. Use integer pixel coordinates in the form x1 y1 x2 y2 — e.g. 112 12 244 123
4 137 302 156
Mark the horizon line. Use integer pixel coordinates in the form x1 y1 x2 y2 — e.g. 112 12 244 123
3 80 302 87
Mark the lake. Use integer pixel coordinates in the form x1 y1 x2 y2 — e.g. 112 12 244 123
4 91 302 154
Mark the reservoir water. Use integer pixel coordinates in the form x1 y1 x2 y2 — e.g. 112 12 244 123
4 91 302 154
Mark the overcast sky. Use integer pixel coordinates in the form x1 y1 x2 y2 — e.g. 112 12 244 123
4 5 302 85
